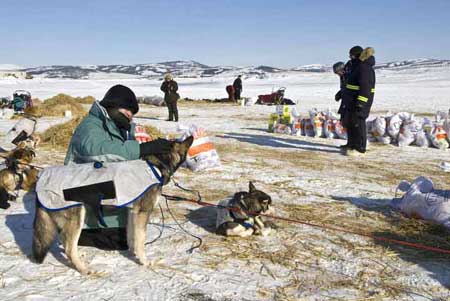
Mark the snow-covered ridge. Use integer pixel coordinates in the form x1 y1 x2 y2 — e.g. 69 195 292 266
18 59 450 79
375 58 450 70
0 64 23 71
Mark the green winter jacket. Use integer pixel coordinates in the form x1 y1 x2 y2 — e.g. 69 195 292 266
64 101 140 165
64 101 140 229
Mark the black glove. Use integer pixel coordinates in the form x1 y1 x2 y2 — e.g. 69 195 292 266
139 138 172 157
335 91 342 101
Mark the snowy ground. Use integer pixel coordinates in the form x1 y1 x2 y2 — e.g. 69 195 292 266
1 67 450 114
0 70 450 300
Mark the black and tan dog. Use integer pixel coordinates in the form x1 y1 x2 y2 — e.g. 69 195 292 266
32 137 193 275
216 182 273 237
0 146 39 209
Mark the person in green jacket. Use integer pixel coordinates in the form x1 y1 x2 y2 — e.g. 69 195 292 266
65 84 172 249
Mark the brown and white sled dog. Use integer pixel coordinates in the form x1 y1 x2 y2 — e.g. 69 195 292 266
32 137 193 274
0 146 39 209
216 182 273 237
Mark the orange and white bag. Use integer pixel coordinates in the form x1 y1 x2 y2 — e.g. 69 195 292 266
429 124 449 149
334 120 347 140
134 124 152 143
301 118 315 137
309 110 325 138
323 119 338 139
177 124 221 171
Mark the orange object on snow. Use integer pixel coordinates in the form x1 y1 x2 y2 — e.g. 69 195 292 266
134 124 152 143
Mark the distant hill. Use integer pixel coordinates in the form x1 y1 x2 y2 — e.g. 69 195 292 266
19 59 450 79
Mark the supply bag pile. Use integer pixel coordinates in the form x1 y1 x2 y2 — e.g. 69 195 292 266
177 124 221 172
367 110 450 149
268 106 347 140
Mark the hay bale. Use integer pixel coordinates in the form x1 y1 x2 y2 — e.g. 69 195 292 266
32 98 43 105
143 125 164 139
25 94 92 117
41 118 165 150
75 95 96 104
40 117 84 150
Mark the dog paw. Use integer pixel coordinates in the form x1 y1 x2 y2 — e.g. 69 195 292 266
239 228 254 237
86 269 110 278
137 256 149 266
260 228 271 237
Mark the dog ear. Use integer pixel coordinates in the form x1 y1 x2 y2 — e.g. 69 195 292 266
178 136 194 154
249 181 256 192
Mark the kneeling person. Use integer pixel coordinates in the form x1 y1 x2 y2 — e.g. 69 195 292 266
65 84 172 249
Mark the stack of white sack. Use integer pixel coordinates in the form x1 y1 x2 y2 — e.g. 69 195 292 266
367 116 391 144
177 124 221 172
367 111 450 149
137 95 165 106
391 176 450 229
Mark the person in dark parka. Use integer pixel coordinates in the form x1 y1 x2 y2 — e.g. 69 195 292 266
233 75 242 100
160 74 180 121
342 47 376 156
337 46 363 149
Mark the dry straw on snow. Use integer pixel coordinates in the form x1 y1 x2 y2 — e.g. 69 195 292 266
40 117 84 150
40 117 164 150
25 93 94 117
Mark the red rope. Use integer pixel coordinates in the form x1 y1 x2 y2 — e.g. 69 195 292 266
181 198 450 255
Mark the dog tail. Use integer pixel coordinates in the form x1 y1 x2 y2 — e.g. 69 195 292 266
32 204 57 263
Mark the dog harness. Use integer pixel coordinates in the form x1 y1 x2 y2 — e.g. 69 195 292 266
216 198 254 230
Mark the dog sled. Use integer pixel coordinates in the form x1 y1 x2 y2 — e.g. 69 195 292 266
0 117 38 151
256 87 295 105
10 90 33 113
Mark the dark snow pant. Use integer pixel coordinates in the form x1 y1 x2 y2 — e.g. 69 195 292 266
234 90 241 100
348 114 367 152
166 100 178 121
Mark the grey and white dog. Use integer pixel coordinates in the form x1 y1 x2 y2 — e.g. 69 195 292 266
32 137 193 275
216 182 273 237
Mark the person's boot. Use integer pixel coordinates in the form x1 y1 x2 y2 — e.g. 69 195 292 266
345 149 366 157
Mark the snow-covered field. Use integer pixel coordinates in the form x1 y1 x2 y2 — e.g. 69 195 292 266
0 69 450 300
1 66 449 114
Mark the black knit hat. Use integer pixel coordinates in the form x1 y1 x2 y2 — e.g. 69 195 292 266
100 85 139 114
349 46 363 58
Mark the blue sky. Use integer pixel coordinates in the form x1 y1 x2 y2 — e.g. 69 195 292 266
1 0 449 67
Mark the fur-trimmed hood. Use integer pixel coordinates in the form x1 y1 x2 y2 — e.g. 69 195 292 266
360 47 375 66
360 47 374 61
